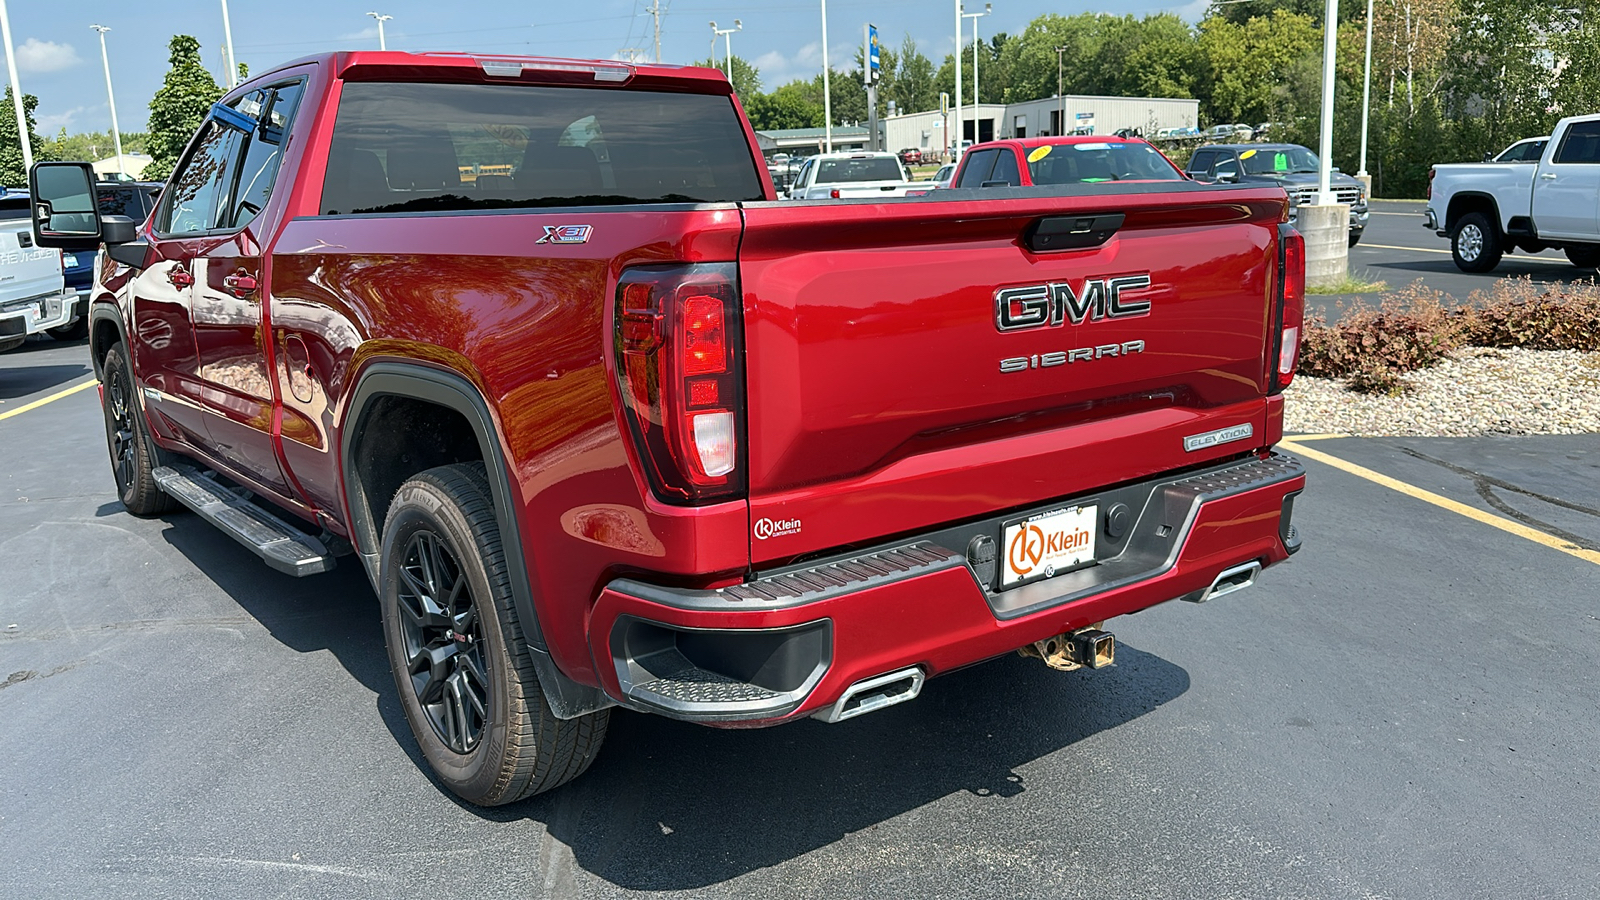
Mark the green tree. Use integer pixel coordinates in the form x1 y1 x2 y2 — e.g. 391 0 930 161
1197 10 1322 124
691 54 762 96
744 81 824 130
890 35 937 113
41 129 150 162
0 88 48 187
1207 0 1362 26
145 35 223 182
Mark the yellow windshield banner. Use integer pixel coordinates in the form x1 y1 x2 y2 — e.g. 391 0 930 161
1027 145 1052 163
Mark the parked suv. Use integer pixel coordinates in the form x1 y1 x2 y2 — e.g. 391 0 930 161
1187 143 1369 246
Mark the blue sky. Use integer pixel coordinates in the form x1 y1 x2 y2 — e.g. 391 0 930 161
8 0 1207 136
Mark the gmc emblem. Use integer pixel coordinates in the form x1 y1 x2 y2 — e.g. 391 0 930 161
994 274 1153 332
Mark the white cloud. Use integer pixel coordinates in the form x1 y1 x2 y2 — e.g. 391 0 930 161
16 38 82 73
1170 0 1211 25
753 40 861 88
37 104 96 134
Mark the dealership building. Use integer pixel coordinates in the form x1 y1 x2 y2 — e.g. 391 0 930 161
883 94 1200 157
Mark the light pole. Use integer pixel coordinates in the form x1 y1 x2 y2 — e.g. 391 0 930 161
92 26 124 177
367 12 393 51
1315 0 1339 205
220 0 238 87
710 20 741 83
962 3 990 140
1357 0 1374 185
0 0 28 171
820 0 832 152
952 0 961 158
1055 45 1066 136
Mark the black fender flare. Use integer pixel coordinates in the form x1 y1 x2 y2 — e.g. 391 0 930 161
342 360 613 719
88 302 130 381
1445 191 1502 236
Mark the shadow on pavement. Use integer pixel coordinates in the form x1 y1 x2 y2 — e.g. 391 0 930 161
155 502 1190 891
0 361 94 400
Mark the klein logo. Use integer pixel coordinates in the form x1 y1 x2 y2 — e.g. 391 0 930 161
753 517 802 540
1006 522 1091 579
535 224 593 245
994 274 1153 332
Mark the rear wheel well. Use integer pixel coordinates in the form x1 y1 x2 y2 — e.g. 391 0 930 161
1446 194 1500 235
350 395 486 540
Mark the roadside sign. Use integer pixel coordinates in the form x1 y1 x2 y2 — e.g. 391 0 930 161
868 25 880 80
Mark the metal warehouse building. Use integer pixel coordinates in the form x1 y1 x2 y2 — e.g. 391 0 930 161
884 94 1200 159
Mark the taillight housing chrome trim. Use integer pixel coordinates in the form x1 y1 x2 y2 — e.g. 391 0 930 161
613 263 747 504
1270 225 1306 394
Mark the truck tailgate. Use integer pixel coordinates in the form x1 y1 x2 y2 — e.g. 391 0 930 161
739 186 1289 565
0 224 64 305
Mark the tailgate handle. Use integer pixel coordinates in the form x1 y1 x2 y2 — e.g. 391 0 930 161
1024 213 1125 252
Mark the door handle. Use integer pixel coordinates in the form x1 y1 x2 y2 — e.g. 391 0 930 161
222 272 258 297
1539 172 1558 180
168 267 195 288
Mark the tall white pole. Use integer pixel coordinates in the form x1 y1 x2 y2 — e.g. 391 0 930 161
220 0 237 87
963 5 989 140
368 12 392 51
1357 0 1373 178
1316 0 1339 205
0 0 32 171
953 0 962 158
821 0 832 152
93 26 125 177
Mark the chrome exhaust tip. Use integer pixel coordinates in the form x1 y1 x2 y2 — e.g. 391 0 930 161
1190 560 1262 603
814 667 924 723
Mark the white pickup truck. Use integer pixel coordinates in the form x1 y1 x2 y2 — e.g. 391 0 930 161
784 151 917 200
0 192 73 352
1426 113 1600 272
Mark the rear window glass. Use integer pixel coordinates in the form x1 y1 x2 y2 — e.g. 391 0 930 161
320 82 765 215
813 157 905 183
1027 142 1183 184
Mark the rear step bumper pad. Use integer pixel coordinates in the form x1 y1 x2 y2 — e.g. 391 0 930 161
593 452 1305 724
153 465 335 577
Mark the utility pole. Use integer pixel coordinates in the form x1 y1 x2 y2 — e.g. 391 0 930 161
92 25 125 177
953 0 962 158
863 24 878 153
619 48 646 64
820 0 832 152
0 0 31 172
367 12 392 51
711 20 741 83
1055 46 1066 136
647 0 663 63
1316 0 1338 205
962 4 990 141
220 0 238 87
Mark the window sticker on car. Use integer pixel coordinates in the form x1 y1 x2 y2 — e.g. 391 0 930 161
1027 145 1052 163
1240 149 1257 160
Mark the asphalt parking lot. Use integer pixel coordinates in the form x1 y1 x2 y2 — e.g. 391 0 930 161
3 323 1597 897
1316 199 1599 321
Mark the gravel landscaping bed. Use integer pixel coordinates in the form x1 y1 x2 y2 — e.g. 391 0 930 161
1285 347 1600 436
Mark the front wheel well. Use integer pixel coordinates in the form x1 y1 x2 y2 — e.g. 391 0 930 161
349 395 486 544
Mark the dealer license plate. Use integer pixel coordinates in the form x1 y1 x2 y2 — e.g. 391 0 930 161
1000 505 1098 588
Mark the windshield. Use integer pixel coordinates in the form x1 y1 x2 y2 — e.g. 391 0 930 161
1238 146 1319 175
815 157 905 183
1026 142 1182 184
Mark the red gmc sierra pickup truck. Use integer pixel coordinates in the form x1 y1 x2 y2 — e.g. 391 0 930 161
30 52 1307 806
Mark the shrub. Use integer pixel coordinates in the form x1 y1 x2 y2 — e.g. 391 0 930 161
1297 277 1600 393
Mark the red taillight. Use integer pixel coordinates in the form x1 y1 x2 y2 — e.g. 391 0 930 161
613 264 745 503
1427 167 1435 200
1276 227 1306 391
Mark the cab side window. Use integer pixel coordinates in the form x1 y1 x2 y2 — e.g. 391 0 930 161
226 81 306 229
1212 153 1240 181
957 149 999 187
1188 149 1217 177
157 122 238 235
987 148 1021 186
1553 122 1600 165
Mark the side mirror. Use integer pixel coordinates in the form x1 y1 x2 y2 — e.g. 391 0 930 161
29 162 102 251
1215 171 1238 184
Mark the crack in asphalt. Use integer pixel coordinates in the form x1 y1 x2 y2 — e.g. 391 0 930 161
1385 442 1600 552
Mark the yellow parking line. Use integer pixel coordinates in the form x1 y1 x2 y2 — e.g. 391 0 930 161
1283 432 1350 442
0 378 98 422
1279 438 1600 566
1357 242 1571 264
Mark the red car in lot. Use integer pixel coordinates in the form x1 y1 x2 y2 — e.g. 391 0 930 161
951 135 1186 188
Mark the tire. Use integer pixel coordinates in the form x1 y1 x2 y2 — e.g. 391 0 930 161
1451 212 1503 273
1348 231 1362 248
101 343 178 517
1565 245 1600 269
380 462 609 805
0 335 23 353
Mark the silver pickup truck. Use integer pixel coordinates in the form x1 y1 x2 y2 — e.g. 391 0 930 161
1426 114 1600 272
0 193 74 352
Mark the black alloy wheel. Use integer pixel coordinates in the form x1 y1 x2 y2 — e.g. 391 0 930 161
105 363 138 495
100 343 176 516
397 529 490 754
